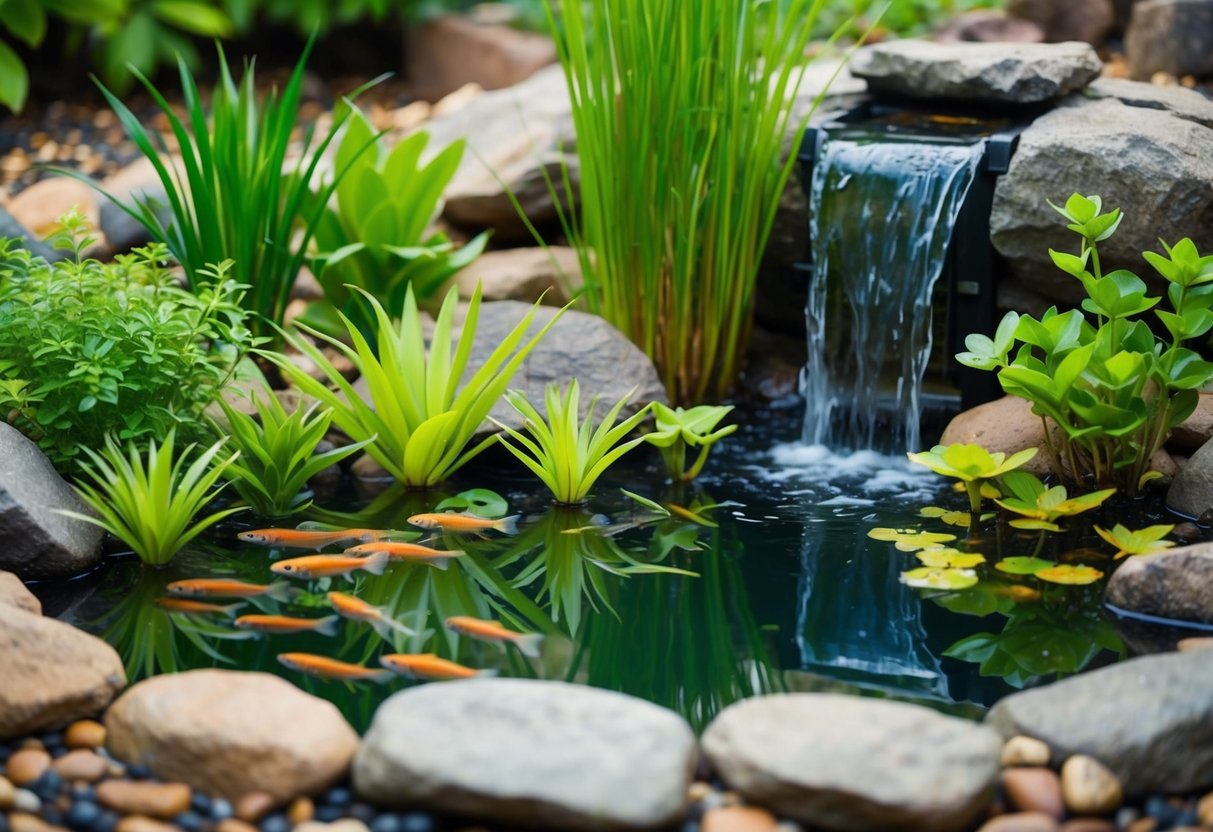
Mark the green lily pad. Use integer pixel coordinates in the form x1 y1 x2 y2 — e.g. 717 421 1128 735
899 567 979 590
1009 518 1062 532
1036 564 1104 585
995 557 1056 576
918 506 972 527
916 548 987 568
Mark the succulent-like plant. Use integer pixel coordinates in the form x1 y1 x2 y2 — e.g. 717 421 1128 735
907 443 1039 513
645 403 737 482
1094 523 1176 559
994 471 1115 532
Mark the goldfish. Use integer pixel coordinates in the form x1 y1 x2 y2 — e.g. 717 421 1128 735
407 512 520 535
444 616 543 658
277 652 392 683
153 597 246 616
238 528 395 549
344 541 466 570
270 551 390 581
379 653 496 680
328 592 418 639
166 578 294 602
234 614 340 636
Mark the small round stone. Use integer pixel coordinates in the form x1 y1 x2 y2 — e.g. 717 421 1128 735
399 816 433 832
323 787 352 808
347 803 375 824
1125 819 1157 832
1178 637 1213 652
287 797 314 825
0 775 15 810
8 812 55 832
7 748 52 786
43 733 65 753
701 805 779 832
1002 768 1064 819
115 816 183 832
53 750 109 783
369 814 401 832
125 765 152 780
1061 756 1123 816
65 721 107 750
13 788 41 813
31 769 64 801
313 807 343 823
216 820 257 832
1198 791 1213 826
1000 736 1051 768
96 781 193 820
259 813 289 832
96 811 120 832
235 793 275 823
1058 819 1115 831
174 811 204 832
975 812 1060 832
189 792 211 814
681 822 701 832
66 799 103 828
210 798 233 821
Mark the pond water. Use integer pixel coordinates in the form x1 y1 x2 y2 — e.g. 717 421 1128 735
36 405 1175 733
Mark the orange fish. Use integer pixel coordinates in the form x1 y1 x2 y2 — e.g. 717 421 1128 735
238 528 396 549
270 551 390 581
345 541 466 570
407 512 520 535
234 614 340 636
380 653 496 680
444 616 543 658
166 578 293 602
328 592 418 639
278 652 393 683
154 597 246 616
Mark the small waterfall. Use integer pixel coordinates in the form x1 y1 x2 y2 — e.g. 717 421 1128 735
802 133 984 452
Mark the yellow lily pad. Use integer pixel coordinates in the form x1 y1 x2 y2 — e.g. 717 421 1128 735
1009 518 1063 532
918 506 972 527
899 567 979 590
995 557 1056 576
1036 564 1104 585
992 584 1043 603
916 548 987 568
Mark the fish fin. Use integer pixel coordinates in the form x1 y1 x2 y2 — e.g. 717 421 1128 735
386 617 417 637
362 551 390 576
221 602 248 616
427 557 450 571
315 615 341 637
475 668 499 677
371 670 396 684
513 633 545 659
495 515 521 535
265 581 296 603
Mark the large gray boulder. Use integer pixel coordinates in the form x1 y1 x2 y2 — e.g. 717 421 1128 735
1105 544 1213 625
1126 0 1213 81
985 651 1213 794
353 678 697 831
0 423 104 580
848 40 1102 104
1166 436 1213 518
990 86 1213 306
701 693 1001 832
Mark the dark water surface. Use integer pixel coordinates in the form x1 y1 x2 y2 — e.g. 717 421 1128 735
38 406 1171 732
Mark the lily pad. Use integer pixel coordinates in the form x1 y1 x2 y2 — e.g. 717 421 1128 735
916 548 986 568
899 567 979 591
918 506 972 527
1008 518 1062 532
1036 564 1104 585
868 527 957 551
995 557 1056 576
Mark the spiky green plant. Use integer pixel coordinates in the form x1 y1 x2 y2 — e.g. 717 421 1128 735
61 431 243 566
645 403 737 481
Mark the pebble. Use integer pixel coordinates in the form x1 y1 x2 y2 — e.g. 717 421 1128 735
701 805 779 832
1126 818 1158 832
7 748 52 786
66 799 103 828
1061 755 1123 816
1003 767 1065 819
976 812 1060 832
287 797 315 825
295 821 369 832
216 821 258 832
65 721 107 750
1001 736 1052 768
1057 820 1115 832
399 816 433 832
96 781 193 820
235 792 275 823
1198 791 1213 826
115 817 183 832
52 749 108 783
1177 637 1213 652
7 813 55 832
13 788 40 813
0 775 14 810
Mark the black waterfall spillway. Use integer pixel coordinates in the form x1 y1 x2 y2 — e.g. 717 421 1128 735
800 118 997 453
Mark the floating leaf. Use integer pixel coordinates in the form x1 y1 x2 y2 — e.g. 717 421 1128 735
1036 564 1104 585
992 584 1043 603
919 506 972 527
1094 523 1176 559
916 548 986 568
900 567 979 591
995 557 1056 576
868 528 956 551
1009 518 1062 532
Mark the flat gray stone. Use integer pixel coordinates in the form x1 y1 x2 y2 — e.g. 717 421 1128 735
1086 77 1213 129
1167 436 1213 518
1105 543 1213 625
1126 0 1213 81
0 423 103 580
701 693 1000 832
985 651 1213 794
849 40 1102 103
353 678 696 831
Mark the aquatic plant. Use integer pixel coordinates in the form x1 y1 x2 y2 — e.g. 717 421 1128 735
62 431 243 566
906 443 1038 513
214 390 373 517
267 283 563 488
645 403 737 482
958 193 1213 495
301 105 488 342
493 381 652 505
70 37 366 341
0 226 257 474
544 0 840 404
995 471 1116 532
1094 523 1176 559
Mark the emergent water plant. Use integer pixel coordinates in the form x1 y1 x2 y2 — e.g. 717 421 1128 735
958 193 1213 494
645 403 737 482
907 443 1039 513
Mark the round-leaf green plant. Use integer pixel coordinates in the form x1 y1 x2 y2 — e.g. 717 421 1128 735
907 443 1038 513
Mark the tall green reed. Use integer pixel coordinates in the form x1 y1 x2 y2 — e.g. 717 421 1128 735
545 0 836 404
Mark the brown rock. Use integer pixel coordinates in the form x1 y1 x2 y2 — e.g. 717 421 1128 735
234 791 276 823
935 9 1046 42
115 818 182 832
1178 637 1213 652
1126 0 1213 81
294 822 369 832
1060 755 1123 815
0 605 126 740
1104 544 1213 626
455 247 582 306
1001 736 1052 768
1197 790 1213 826
701 805 779 832
0 774 16 809
0 571 40 614
1168 393 1213 453
1003 768 1066 819
8 812 58 832
976 812 1060 832
6 748 51 786
288 796 315 825
6 177 101 239
406 12 556 101
940 396 1051 475
96 781 193 819
216 821 258 832
1006 0 1114 44
1059 819 1116 832
65 720 106 749
51 749 108 783
1126 821 1157 832
105 670 358 803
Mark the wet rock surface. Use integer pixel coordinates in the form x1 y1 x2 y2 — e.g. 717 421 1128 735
1104 543 1213 625
454 246 582 306
985 651 1213 794
104 670 358 804
0 604 125 740
1167 438 1213 518
0 423 104 581
1005 0 1115 44
353 678 697 831
849 40 1102 103
0 571 41 614
1126 0 1213 81
700 693 1001 832
939 395 1052 476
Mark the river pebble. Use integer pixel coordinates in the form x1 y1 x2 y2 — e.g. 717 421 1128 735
700 805 779 832
8 813 55 832
288 796 315 824
216 820 258 832
52 749 108 782
975 811 1059 832
7 748 52 786
12 788 40 813
1060 755 1123 815
1198 790 1213 825
234 792 275 823
96 781 192 819
1001 736 1052 768
65 721 106 750
0 774 15 809
1002 767 1065 819
115 817 183 832
1057 819 1115 831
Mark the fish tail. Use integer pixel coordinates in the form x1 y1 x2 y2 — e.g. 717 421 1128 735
362 551 390 576
221 602 248 616
513 633 544 659
386 616 418 637
315 615 341 637
475 668 499 678
427 557 450 571
265 581 295 603
371 669 396 684
495 515 521 535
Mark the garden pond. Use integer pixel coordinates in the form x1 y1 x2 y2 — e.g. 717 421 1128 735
28 404 1183 734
